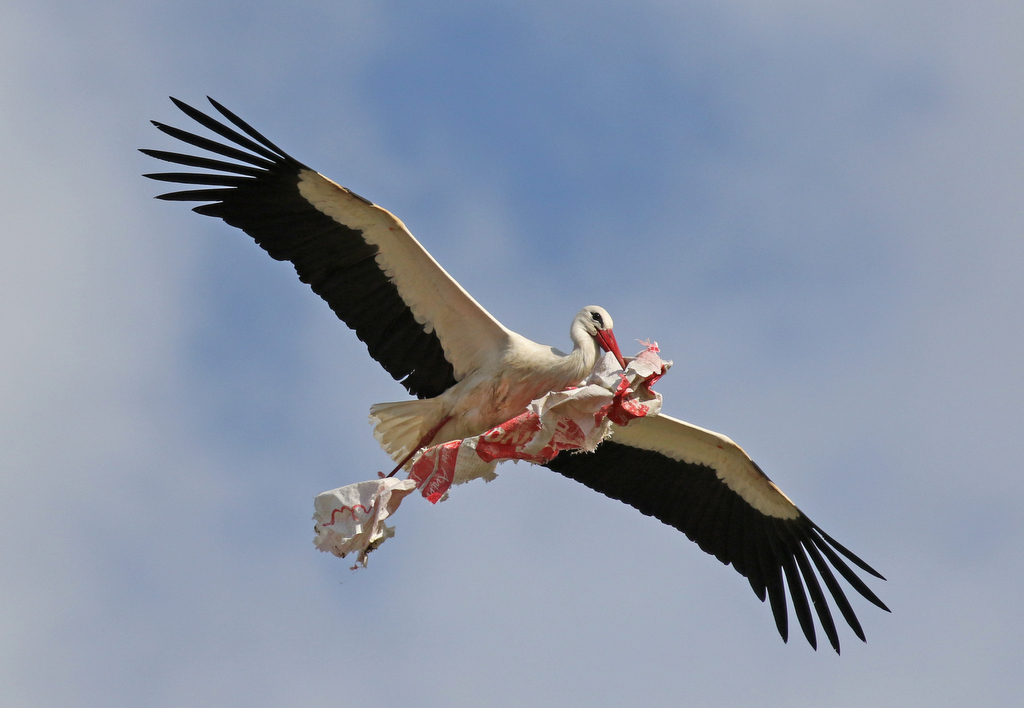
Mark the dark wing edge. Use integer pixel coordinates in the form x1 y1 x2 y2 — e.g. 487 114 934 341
543 434 889 654
141 96 457 399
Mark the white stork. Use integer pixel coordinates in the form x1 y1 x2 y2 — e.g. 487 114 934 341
143 97 888 653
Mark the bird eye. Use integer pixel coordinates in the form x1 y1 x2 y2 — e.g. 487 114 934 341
590 311 604 327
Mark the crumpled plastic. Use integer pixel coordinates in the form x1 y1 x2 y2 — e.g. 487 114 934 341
313 343 670 567
312 477 417 568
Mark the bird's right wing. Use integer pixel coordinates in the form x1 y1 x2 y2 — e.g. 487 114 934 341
142 97 511 399
544 413 889 653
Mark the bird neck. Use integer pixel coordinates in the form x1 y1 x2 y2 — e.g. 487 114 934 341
563 320 602 382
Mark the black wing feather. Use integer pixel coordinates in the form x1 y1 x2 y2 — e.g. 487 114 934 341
143 97 458 399
544 439 888 653
139 149 265 177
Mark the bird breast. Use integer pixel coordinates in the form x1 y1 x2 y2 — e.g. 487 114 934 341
437 341 596 443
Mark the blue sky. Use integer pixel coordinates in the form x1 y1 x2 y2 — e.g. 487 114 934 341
3 1 1023 705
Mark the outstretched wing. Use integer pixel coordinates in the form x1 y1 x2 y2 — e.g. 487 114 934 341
544 413 889 653
143 97 510 399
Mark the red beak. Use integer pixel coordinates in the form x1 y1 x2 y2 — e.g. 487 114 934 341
595 329 627 370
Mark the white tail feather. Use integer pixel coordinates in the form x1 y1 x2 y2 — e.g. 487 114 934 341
369 399 447 463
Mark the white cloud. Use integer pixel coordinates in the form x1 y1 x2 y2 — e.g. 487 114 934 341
2 0 1023 705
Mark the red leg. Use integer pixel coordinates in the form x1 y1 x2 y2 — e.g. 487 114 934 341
385 415 452 478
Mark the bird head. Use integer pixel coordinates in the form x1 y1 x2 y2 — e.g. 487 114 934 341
578 305 626 369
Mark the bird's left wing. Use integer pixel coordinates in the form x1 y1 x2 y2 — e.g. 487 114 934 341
544 413 889 653
142 97 511 399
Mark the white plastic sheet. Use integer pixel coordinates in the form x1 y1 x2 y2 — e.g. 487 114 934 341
313 477 417 568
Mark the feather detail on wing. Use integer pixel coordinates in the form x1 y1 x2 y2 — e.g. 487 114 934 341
544 413 889 653
142 97 510 398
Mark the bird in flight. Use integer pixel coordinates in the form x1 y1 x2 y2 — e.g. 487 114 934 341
143 97 888 653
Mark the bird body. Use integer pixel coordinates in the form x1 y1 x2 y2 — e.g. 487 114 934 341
143 97 888 653
373 306 621 463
